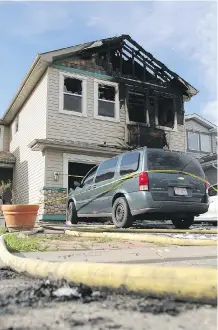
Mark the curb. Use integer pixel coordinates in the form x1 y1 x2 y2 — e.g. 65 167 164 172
41 225 218 235
0 233 217 304
65 230 217 246
65 226 218 235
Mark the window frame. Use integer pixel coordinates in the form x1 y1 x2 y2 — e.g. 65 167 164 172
94 79 120 122
0 125 4 151
187 130 212 153
59 72 87 117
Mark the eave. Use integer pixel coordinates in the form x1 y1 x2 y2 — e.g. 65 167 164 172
29 138 124 157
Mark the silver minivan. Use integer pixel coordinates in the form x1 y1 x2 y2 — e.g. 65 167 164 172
67 148 209 229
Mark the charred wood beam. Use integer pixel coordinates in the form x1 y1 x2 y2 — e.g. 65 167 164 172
123 43 169 82
80 44 119 57
125 36 176 80
132 49 135 77
120 47 123 74
124 41 172 82
117 76 167 90
143 61 147 82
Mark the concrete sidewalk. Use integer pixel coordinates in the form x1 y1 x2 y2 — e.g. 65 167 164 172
15 245 217 267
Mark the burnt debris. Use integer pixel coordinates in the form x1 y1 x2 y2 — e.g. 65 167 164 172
55 35 195 149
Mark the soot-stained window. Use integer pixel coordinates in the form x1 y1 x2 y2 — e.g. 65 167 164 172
157 96 174 128
63 77 83 113
98 84 116 118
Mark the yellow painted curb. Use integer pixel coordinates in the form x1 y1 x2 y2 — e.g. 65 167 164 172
0 234 217 304
65 230 218 246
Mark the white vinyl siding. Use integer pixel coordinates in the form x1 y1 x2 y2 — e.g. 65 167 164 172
0 126 4 151
165 124 186 152
45 150 64 187
10 72 48 204
47 67 125 145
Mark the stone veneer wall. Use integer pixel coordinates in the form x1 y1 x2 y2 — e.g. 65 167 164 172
38 187 67 221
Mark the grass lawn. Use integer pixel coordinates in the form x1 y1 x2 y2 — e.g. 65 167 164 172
0 229 114 252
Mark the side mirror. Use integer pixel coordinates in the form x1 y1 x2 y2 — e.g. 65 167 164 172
74 181 81 188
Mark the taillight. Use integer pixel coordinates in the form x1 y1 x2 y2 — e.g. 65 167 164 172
205 179 209 193
139 172 149 191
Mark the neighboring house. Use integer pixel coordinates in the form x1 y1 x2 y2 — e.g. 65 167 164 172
0 35 198 221
185 113 217 185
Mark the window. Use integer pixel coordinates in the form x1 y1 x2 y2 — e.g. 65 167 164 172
156 96 175 129
94 80 119 121
60 73 87 116
187 132 200 151
119 152 140 176
147 149 205 177
200 134 211 152
127 91 149 125
95 158 118 183
187 131 211 153
209 185 217 197
82 166 98 187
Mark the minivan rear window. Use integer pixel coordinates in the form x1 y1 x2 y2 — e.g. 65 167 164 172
147 149 205 177
119 152 140 176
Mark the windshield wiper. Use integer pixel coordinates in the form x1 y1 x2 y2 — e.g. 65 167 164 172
179 159 193 173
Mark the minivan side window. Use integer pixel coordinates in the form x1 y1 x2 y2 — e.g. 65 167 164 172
95 158 118 183
82 166 98 187
119 152 140 176
209 185 217 197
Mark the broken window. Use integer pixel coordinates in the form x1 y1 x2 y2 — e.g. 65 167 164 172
157 96 174 128
63 77 83 113
128 91 147 123
148 96 156 126
97 84 116 118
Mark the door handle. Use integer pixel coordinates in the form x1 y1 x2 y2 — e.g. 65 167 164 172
92 185 97 189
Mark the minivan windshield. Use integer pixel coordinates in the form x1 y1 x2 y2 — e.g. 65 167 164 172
147 149 205 177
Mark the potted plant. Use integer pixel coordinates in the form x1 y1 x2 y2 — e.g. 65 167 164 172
0 180 39 231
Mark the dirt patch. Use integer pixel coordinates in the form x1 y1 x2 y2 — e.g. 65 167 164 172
40 235 153 251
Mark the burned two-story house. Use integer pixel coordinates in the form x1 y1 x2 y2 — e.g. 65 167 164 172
0 35 197 221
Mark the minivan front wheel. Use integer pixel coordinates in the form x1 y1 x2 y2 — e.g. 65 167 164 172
112 197 133 228
171 217 194 229
67 201 78 224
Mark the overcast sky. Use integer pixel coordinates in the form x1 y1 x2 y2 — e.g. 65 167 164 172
0 1 217 123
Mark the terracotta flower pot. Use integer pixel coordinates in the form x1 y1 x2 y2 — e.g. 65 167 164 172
2 204 39 231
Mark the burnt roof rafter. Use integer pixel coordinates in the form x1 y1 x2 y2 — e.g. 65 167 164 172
50 34 197 98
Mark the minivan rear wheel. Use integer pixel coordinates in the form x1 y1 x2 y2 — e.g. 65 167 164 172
171 217 194 229
112 197 133 228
